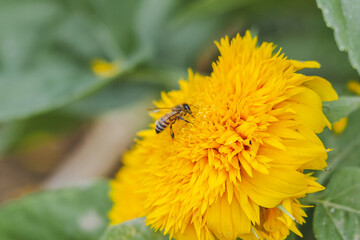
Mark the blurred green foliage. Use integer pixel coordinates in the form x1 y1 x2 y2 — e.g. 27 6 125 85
317 0 360 76
313 168 360 240
0 0 360 239
0 181 111 240
317 109 360 184
100 218 168 240
323 96 360 123
1 0 359 154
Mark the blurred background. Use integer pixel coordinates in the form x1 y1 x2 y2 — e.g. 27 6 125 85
0 0 359 239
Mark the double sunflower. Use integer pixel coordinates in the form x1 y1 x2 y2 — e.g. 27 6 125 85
109 31 337 240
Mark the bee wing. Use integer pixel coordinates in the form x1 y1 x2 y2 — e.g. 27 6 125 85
146 107 172 113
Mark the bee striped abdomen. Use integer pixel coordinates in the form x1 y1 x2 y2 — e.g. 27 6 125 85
152 104 191 137
155 117 170 133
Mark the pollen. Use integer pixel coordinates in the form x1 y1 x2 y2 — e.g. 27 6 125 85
109 31 338 240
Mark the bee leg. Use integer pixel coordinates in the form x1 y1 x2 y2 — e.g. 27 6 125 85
170 123 175 139
185 111 195 118
179 116 191 123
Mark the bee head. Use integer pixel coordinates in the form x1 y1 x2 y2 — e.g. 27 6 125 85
183 103 192 114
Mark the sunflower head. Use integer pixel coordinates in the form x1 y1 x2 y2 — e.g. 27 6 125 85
109 31 337 240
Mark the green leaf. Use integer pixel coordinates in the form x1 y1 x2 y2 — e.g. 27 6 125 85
323 96 360 123
316 0 360 75
313 168 360 240
100 218 169 240
0 181 112 240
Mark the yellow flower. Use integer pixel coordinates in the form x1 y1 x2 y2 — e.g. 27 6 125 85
347 80 360 95
109 31 338 240
91 58 121 78
332 117 348 135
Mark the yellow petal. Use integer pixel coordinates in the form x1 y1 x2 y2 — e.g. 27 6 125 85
290 102 331 133
347 80 360 95
175 223 215 240
291 60 320 70
332 117 348 135
241 168 308 208
207 194 252 240
302 76 338 101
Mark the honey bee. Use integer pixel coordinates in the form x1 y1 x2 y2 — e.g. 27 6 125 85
150 103 194 139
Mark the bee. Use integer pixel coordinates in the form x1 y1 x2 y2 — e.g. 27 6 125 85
150 103 194 139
